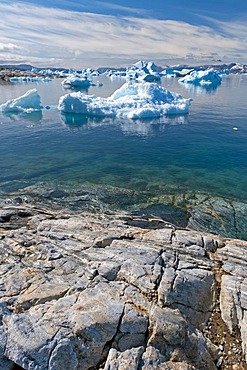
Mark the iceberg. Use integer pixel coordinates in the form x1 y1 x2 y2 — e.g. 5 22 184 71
126 61 161 82
0 89 42 113
133 60 160 74
58 81 191 119
178 68 222 87
62 75 91 89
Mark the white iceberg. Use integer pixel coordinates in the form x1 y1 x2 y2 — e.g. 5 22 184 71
178 68 222 87
62 75 91 89
126 61 161 82
58 81 191 119
0 89 42 113
133 60 160 74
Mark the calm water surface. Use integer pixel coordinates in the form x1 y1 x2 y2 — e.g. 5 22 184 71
0 74 246 206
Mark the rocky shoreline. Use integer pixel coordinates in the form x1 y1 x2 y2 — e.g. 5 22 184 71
0 69 45 82
0 192 246 369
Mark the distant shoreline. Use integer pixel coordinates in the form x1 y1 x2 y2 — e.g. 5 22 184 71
0 61 247 82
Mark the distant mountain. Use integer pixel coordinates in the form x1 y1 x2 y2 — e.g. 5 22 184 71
0 64 34 71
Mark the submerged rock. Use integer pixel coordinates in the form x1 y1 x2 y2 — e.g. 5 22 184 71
187 197 247 240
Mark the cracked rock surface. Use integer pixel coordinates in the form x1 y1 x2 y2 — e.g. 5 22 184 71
0 201 246 369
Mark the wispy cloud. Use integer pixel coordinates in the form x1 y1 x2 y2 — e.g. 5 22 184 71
0 1 246 67
202 15 247 42
94 1 151 16
0 42 22 52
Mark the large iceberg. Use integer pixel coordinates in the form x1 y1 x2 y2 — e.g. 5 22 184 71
0 89 42 113
58 81 191 119
178 68 222 87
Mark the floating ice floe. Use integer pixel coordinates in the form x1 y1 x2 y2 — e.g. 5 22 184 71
172 68 194 77
10 76 51 83
62 75 92 89
58 81 191 119
0 89 42 113
178 68 222 87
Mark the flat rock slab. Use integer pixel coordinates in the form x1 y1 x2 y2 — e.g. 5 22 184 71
0 204 246 369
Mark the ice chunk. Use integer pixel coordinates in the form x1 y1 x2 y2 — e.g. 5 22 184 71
178 68 222 87
62 75 91 89
0 89 42 113
58 81 191 119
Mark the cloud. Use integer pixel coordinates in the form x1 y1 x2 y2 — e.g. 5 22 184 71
93 1 151 16
0 42 22 52
207 18 247 43
0 1 246 67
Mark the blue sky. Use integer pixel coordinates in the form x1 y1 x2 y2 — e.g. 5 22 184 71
0 0 246 68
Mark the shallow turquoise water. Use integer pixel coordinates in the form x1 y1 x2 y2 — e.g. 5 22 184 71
0 74 247 204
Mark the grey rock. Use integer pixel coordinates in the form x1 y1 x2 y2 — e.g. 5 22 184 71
3 282 125 370
220 274 247 361
220 275 240 333
172 229 204 247
119 303 148 334
0 303 15 370
215 239 247 277
0 203 246 369
48 338 79 370
104 346 144 370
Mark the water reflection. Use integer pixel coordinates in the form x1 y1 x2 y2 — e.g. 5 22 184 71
178 81 220 95
60 112 189 137
60 113 107 128
62 85 89 94
2 110 43 123
120 115 188 137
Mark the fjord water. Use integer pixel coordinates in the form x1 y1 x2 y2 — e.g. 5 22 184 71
0 74 247 207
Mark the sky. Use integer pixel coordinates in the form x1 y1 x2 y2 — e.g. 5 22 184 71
0 0 247 68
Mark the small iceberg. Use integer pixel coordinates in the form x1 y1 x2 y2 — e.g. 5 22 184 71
0 89 42 113
178 68 222 87
62 75 91 89
125 60 161 82
58 81 191 119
